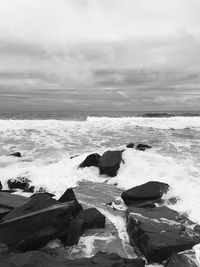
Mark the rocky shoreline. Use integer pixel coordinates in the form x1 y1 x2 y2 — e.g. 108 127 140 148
0 146 200 266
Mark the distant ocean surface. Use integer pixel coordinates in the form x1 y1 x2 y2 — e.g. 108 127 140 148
1 110 200 228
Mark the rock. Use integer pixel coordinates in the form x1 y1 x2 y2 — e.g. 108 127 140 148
76 208 106 230
127 206 200 263
0 251 145 267
121 181 169 206
58 188 78 203
0 201 82 251
136 144 152 151
79 153 101 168
3 193 58 221
99 150 123 177
126 143 134 148
164 249 199 267
8 177 34 193
0 181 2 191
0 207 11 220
0 192 29 210
58 189 83 217
60 218 85 245
8 152 21 157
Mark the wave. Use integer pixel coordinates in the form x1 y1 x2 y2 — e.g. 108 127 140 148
87 116 200 129
1 148 200 225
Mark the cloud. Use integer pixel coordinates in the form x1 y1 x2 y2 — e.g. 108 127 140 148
0 0 200 110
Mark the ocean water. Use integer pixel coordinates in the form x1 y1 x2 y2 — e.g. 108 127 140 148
0 111 200 262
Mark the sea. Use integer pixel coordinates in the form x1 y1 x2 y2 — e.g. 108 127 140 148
1 110 200 264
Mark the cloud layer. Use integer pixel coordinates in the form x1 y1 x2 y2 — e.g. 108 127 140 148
0 0 200 111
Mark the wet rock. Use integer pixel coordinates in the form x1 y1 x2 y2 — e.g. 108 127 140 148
164 249 199 267
0 192 29 210
136 144 152 151
76 207 106 230
126 143 134 148
99 150 123 177
79 153 101 168
58 188 78 203
127 206 200 263
3 193 58 221
121 181 169 206
8 177 34 193
0 181 2 191
0 251 145 267
0 201 81 251
60 218 85 245
8 152 22 157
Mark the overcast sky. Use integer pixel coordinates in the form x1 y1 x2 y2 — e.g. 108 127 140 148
0 0 200 111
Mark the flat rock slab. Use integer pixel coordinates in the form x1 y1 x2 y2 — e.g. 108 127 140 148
127 206 200 263
0 192 29 209
0 251 145 267
0 201 79 251
164 249 200 267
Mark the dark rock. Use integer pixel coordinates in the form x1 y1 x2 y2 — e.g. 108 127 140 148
58 188 78 203
126 143 134 148
99 150 123 177
0 201 82 251
0 181 2 191
8 152 21 157
8 177 34 193
76 207 106 230
0 251 145 267
79 153 101 168
121 181 169 206
136 144 152 151
3 193 58 221
164 249 199 267
0 207 11 220
127 206 200 263
0 192 29 210
60 218 85 245
70 155 79 159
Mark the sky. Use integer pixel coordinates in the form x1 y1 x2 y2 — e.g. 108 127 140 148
0 0 200 112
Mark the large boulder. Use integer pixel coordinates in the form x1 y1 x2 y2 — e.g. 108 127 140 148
7 177 34 193
98 150 123 177
79 153 101 168
0 251 145 267
164 249 199 267
76 208 106 230
0 201 81 251
127 206 200 263
136 144 152 151
121 181 169 206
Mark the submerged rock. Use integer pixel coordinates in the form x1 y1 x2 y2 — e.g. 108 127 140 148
164 249 199 267
0 251 145 267
8 152 22 157
136 144 152 151
121 181 169 206
99 150 123 177
127 206 200 263
79 153 101 168
8 177 34 193
0 201 82 251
